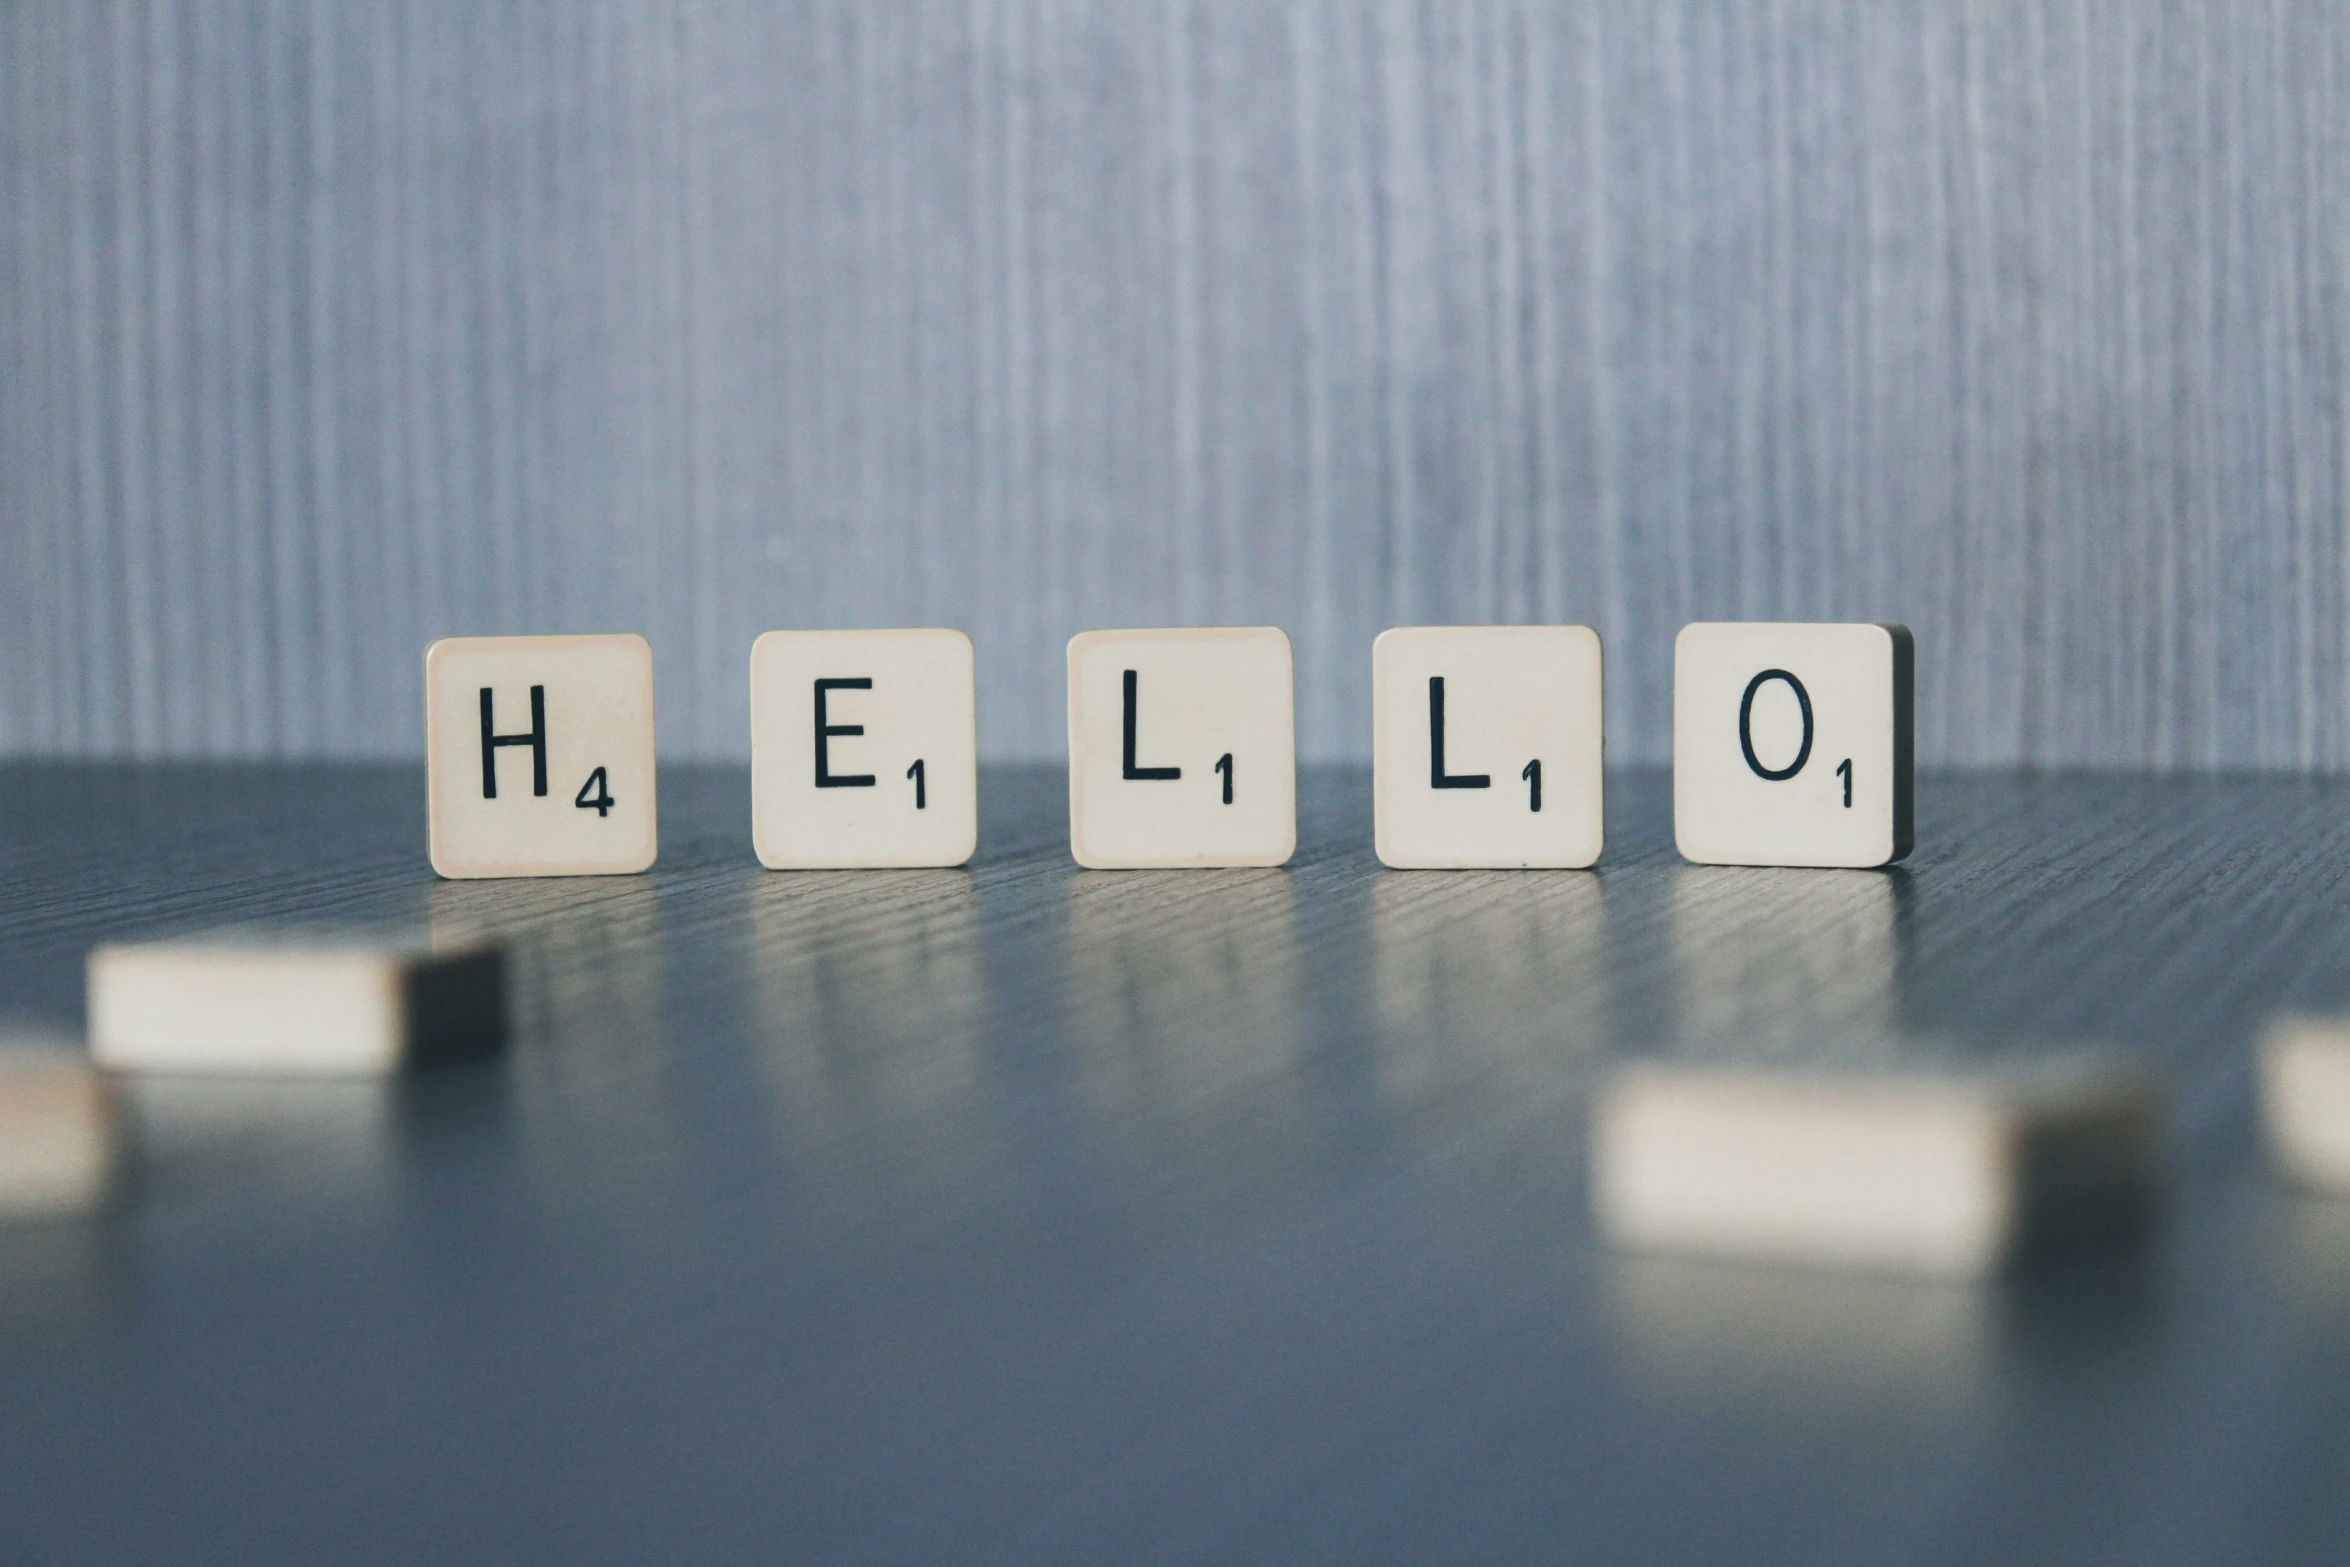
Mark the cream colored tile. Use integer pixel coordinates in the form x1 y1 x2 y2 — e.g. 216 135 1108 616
1673 621 1913 868
2263 1017 2350 1192
1066 627 1295 869
0 1046 120 1221
426 633 658 878
1372 625 1604 869
88 933 506 1075
1591 1063 2157 1278
749 629 977 869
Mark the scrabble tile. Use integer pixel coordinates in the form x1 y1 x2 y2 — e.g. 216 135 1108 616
1066 627 1296 869
0 1047 121 1221
1592 1063 2158 1277
749 629 977 869
1673 622 1913 868
89 933 506 1075
1372 625 1604 868
426 633 658 878
2263 1017 2350 1192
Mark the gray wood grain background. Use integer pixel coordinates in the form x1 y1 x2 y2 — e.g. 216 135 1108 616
3 1 2344 765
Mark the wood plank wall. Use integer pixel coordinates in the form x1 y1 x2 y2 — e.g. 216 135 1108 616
2 1 2343 764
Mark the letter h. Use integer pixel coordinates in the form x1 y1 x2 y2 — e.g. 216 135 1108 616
480 685 548 799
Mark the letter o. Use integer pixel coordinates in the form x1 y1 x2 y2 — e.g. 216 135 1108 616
1738 669 1814 781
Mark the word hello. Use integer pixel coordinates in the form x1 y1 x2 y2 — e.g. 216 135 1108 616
423 622 1914 879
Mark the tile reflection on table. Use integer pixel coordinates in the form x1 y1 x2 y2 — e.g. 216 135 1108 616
426 879 669 1056
124 1075 401 1211
1370 870 1610 1113
427 879 677 1219
746 869 987 1156
0 1221 129 1353
1604 1249 1999 1420
1062 869 1307 1160
2270 1188 2350 1323
1669 866 1912 1057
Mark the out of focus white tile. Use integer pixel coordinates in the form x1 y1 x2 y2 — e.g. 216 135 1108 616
90 933 505 1076
1593 1060 2157 1277
2264 1017 2350 1192
0 1043 121 1221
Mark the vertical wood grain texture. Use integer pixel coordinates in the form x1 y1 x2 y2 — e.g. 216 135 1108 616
1 0 2344 765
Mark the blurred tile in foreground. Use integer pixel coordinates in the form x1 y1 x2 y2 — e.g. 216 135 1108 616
2263 1017 2350 1193
1593 1060 2159 1278
0 1043 121 1220
90 932 505 1075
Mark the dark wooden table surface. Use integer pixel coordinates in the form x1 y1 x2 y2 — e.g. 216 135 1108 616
0 763 2346 1564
